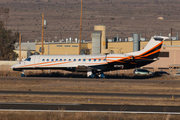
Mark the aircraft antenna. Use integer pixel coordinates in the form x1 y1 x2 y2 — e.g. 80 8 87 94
171 28 172 45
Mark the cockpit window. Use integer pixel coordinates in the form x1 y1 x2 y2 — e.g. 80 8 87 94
25 57 31 61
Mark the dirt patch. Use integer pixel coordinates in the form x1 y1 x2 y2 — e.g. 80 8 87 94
1 0 180 42
0 78 180 94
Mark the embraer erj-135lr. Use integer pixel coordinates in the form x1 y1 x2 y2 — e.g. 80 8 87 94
11 36 168 78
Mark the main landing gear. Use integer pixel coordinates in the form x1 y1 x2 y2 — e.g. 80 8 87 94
87 70 106 78
21 70 25 77
98 73 105 78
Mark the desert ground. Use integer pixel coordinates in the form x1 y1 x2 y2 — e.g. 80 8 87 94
1 0 180 42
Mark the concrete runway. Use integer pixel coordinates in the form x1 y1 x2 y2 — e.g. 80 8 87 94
0 102 180 113
1 76 180 83
0 90 179 99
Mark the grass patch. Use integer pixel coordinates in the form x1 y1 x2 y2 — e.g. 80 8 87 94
0 94 180 106
0 111 179 120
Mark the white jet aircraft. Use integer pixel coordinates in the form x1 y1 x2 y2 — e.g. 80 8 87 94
11 36 169 78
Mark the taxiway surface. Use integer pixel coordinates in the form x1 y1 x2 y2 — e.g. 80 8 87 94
0 102 180 113
0 90 179 99
0 76 180 83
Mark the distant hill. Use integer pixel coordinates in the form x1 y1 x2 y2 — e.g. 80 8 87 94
1 0 180 42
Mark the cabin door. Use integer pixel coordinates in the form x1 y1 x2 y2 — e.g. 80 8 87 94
33 56 40 68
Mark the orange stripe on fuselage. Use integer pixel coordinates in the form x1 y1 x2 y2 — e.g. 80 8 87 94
17 61 52 68
39 61 74 67
139 41 163 56
108 42 163 63
86 62 108 65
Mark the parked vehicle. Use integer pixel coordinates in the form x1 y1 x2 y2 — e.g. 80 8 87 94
133 69 153 75
154 71 170 76
174 73 180 76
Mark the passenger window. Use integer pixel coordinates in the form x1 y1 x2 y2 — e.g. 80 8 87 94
94 59 96 62
51 59 54 62
99 59 101 61
74 59 76 62
89 59 91 61
42 59 45 61
47 59 49 62
78 59 81 61
60 59 62 61
64 59 66 62
103 59 106 61
69 59 71 61
83 59 86 61
56 59 58 61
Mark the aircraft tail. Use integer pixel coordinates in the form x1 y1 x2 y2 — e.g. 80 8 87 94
127 36 169 60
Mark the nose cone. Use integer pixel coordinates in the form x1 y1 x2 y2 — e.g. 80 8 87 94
10 65 14 69
11 64 16 69
11 63 17 69
11 62 18 69
11 63 22 71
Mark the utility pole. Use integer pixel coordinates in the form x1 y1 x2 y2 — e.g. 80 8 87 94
41 13 44 74
19 34 21 62
145 28 146 41
171 28 172 45
42 13 44 55
79 0 83 55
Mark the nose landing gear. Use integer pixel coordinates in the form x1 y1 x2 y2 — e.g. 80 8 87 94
21 71 25 77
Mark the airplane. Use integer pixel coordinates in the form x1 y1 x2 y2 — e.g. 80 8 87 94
11 36 169 78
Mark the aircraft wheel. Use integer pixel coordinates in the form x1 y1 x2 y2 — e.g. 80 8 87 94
90 74 96 78
21 74 25 77
99 73 105 78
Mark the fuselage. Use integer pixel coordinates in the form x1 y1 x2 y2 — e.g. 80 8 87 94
11 53 154 72
11 36 169 74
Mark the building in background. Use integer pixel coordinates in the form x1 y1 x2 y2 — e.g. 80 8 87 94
13 24 180 73
14 41 36 60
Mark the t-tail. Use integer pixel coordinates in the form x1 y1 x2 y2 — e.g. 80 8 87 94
126 36 169 60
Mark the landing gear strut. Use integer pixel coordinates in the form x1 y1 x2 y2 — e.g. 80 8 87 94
87 69 96 78
21 70 25 77
87 69 106 78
